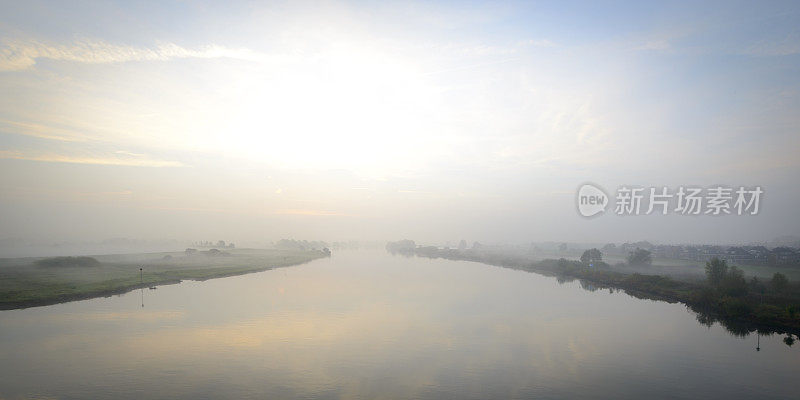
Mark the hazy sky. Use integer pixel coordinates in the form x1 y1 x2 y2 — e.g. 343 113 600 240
0 1 798 248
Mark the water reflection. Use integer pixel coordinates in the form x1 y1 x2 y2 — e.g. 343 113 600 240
477 254 800 351
407 250 800 346
756 333 760 352
572 277 799 346
1 251 799 399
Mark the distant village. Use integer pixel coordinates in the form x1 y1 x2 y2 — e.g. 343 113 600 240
425 238 800 268
601 241 800 267
192 240 235 249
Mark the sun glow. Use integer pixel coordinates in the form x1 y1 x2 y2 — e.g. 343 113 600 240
189 41 444 175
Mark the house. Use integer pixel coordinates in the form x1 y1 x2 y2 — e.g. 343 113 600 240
769 247 799 266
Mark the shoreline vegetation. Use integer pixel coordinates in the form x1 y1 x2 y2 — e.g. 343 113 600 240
0 248 329 310
387 240 800 338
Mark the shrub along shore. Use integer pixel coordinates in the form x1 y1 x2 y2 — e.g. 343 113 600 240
394 245 800 336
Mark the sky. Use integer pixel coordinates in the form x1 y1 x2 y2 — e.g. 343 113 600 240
0 0 798 249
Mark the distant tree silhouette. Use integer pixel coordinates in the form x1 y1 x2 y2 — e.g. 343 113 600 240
627 248 652 266
771 272 789 293
602 243 617 253
748 276 766 294
35 256 100 268
580 248 602 265
720 266 748 297
705 257 728 286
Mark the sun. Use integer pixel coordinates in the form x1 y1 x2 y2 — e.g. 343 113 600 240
194 40 443 176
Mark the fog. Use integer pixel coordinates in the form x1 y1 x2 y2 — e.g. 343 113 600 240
1 1 799 254
3 4 800 400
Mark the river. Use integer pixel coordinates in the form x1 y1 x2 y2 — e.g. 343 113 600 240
0 250 797 399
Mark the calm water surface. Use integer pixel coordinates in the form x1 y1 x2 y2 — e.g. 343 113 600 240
1 251 798 399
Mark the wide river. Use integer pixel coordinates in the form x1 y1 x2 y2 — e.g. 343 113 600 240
1 250 798 399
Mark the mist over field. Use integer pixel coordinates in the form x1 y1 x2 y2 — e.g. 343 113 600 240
3 3 800 400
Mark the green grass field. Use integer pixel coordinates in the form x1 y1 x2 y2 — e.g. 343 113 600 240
534 252 800 281
0 248 328 309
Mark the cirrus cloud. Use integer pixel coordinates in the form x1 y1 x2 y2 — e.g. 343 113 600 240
0 37 269 71
0 149 183 167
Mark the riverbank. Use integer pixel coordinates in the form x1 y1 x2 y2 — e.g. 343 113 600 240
0 248 328 310
398 246 800 335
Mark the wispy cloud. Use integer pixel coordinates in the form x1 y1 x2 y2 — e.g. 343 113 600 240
0 150 183 167
274 209 348 216
0 118 91 142
439 38 555 58
139 205 348 217
0 37 270 71
742 32 800 56
115 150 146 157
526 39 556 48
634 39 671 51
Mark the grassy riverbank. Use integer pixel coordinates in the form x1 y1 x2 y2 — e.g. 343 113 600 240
0 248 328 310
400 246 800 335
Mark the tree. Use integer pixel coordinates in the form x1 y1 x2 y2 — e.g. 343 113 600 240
602 243 617 253
705 257 728 286
720 266 748 297
35 256 100 268
749 276 766 294
771 272 789 293
580 248 603 265
627 248 652 266
386 240 416 254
